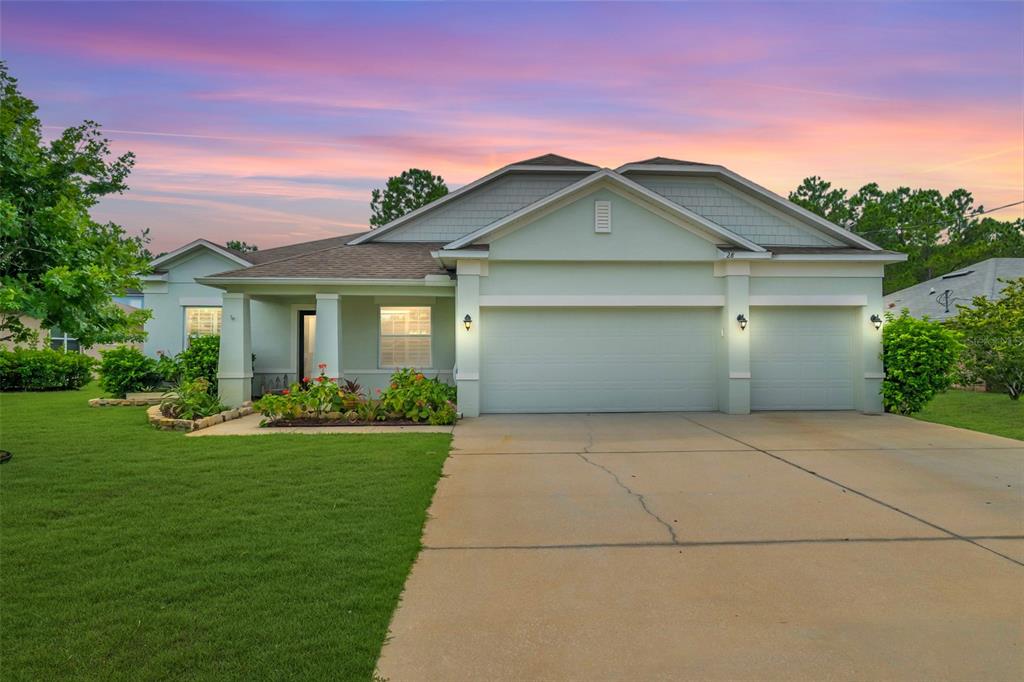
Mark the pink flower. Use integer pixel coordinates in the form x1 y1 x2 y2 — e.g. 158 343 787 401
318 362 327 370
317 376 326 383
282 389 290 395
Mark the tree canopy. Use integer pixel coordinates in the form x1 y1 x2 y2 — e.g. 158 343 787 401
226 240 258 253
949 278 1024 401
789 176 1024 293
0 63 151 346
369 168 448 228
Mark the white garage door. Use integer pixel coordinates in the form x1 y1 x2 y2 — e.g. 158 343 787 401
750 307 856 410
480 308 718 413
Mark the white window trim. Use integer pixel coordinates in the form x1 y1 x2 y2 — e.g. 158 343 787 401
378 305 433 370
49 329 80 353
182 305 223 347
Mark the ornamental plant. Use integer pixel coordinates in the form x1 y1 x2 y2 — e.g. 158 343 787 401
881 310 963 414
178 335 219 387
98 345 160 397
0 347 95 391
948 278 1024 400
379 368 458 423
160 378 224 420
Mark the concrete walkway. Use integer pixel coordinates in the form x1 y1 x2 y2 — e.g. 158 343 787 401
377 412 1023 681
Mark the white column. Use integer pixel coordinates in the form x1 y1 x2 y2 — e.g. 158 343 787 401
719 261 751 414
217 292 252 406
313 293 342 380
455 261 482 417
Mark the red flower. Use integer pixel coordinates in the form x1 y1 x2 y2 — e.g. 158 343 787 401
282 389 290 395
318 362 327 370
303 376 310 383
317 376 326 383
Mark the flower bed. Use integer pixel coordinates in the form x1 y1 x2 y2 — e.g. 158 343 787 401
255 365 457 427
146 402 254 432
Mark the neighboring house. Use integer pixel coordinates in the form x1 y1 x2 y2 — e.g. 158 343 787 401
884 258 1024 322
145 154 905 415
1 302 143 359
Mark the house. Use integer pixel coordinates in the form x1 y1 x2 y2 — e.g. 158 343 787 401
143 154 906 415
1 302 143 358
884 258 1024 322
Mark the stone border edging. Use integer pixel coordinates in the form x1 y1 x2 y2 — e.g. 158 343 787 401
90 397 163 407
146 401 255 432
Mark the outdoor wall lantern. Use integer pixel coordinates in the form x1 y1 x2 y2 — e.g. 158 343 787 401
870 314 883 330
463 314 473 331
736 313 748 330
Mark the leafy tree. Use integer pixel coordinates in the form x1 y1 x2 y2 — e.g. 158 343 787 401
0 63 151 346
226 240 258 253
949 278 1024 400
880 311 963 414
790 175 1023 294
369 169 448 228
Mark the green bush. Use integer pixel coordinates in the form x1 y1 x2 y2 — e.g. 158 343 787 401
98 346 159 397
380 368 458 423
160 378 225 420
154 352 180 384
178 335 219 386
949 277 1024 400
881 311 963 414
0 347 95 391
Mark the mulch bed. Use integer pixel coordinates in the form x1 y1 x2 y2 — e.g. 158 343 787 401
265 418 429 428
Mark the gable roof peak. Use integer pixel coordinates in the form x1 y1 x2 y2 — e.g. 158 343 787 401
510 153 598 169
625 156 714 167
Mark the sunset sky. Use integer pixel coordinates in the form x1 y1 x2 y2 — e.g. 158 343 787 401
4 1 1022 253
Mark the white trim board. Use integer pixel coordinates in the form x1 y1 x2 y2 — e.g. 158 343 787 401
479 294 725 307
749 295 868 306
150 239 253 269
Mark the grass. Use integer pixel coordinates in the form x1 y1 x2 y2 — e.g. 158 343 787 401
913 389 1023 441
0 385 450 680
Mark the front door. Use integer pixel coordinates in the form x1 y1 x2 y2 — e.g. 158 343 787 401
298 311 316 381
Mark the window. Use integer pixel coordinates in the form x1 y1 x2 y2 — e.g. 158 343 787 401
49 327 81 353
380 306 431 368
184 306 222 344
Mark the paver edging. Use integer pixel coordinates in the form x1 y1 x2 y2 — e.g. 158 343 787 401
146 402 255 432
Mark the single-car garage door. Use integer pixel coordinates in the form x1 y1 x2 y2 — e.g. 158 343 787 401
750 307 856 410
480 308 718 413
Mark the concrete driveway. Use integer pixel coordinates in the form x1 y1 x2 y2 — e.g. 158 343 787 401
377 412 1023 681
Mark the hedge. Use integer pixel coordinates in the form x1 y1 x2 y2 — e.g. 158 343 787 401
0 347 95 391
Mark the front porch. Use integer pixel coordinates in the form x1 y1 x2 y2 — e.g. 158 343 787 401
212 282 456 406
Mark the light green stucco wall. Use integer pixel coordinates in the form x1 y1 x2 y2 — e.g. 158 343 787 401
480 261 722 296
143 250 244 357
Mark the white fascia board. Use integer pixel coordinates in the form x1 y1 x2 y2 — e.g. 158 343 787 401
149 239 253 268
616 163 883 251
716 250 773 260
431 249 488 270
141 272 169 281
348 164 599 246
479 294 725 308
194 276 455 287
771 252 907 263
444 169 765 252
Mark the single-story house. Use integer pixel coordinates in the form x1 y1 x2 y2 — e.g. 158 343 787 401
2 301 143 358
142 154 905 416
884 258 1023 322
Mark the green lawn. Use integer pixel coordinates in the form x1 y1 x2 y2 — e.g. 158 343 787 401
914 389 1023 441
0 385 450 680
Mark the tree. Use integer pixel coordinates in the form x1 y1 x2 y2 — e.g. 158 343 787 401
949 278 1024 400
369 169 448 227
226 240 258 253
790 175 1023 294
881 311 963 414
0 63 151 346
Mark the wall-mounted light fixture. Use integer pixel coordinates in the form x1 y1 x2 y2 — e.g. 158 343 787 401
736 313 748 331
870 314 882 330
463 314 473 331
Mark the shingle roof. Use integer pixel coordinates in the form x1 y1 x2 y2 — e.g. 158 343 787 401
244 233 365 264
626 156 713 167
206 239 450 280
511 153 597 168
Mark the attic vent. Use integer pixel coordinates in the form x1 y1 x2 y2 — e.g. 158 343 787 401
594 200 611 233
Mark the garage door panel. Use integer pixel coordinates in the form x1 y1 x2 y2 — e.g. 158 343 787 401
481 308 717 413
750 308 855 410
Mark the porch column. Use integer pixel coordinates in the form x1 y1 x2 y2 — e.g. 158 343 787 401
455 261 481 417
313 293 342 379
856 291 885 414
720 262 751 414
217 292 252 406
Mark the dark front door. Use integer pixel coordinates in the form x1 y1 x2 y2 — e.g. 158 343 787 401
298 310 316 381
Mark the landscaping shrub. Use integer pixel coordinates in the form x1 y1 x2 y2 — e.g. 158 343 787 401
881 311 962 414
154 352 180 384
98 346 160 397
380 368 458 423
0 347 94 391
160 378 225 420
948 278 1024 400
178 334 220 386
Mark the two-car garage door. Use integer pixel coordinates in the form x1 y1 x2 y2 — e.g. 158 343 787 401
480 308 718 412
479 306 858 413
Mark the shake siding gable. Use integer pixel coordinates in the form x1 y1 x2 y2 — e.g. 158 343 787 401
630 174 842 247
376 172 589 243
